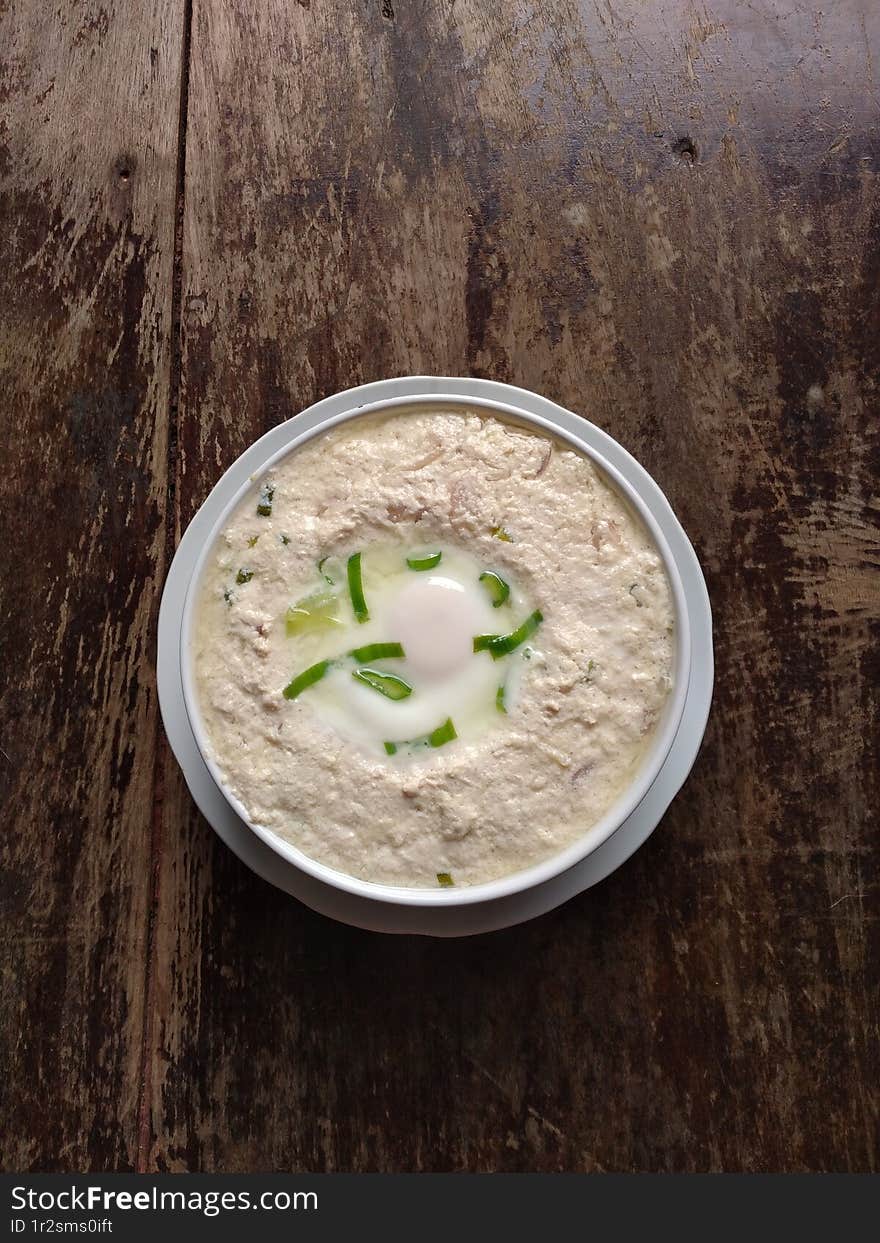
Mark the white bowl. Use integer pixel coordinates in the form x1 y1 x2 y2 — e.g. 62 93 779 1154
180 392 692 909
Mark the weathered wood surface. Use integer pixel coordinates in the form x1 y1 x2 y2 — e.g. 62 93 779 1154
2 0 878 1172
0 1 184 1169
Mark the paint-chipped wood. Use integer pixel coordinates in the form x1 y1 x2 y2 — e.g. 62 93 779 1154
0 1 184 1170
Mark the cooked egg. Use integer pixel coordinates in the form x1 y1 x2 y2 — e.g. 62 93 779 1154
388 575 488 680
281 544 536 756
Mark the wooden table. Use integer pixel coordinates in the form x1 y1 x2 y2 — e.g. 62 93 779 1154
1 0 877 1173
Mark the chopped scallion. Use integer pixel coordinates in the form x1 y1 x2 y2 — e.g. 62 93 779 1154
436 872 454 888
383 717 458 756
347 551 369 624
285 589 343 636
428 717 457 747
236 568 253 584
496 684 507 713
352 668 413 701
282 659 332 700
474 610 543 660
247 535 260 548
406 551 442 571
479 570 510 608
491 525 513 542
256 482 275 517
349 642 405 662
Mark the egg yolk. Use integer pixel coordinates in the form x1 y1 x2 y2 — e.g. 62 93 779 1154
388 575 489 681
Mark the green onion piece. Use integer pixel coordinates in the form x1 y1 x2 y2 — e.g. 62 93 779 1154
353 668 413 700
223 588 233 605
437 872 454 888
247 535 259 548
428 717 457 747
285 589 343 636
283 659 332 700
385 717 459 755
236 568 253 584
256 482 274 517
280 534 290 545
491 525 513 542
347 551 369 623
406 551 442 571
349 642 405 662
496 684 507 714
474 609 543 660
479 570 510 608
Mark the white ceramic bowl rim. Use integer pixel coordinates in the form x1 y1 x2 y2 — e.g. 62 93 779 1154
180 391 693 907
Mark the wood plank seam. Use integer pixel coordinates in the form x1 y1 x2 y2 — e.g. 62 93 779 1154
136 0 195 1176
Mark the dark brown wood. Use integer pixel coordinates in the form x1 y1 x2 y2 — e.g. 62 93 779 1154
0 1 185 1170
2 0 878 1173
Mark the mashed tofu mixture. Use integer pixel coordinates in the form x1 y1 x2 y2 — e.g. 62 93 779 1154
192 408 675 888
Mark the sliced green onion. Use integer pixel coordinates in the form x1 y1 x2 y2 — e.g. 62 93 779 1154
223 588 233 605
285 589 343 636
353 668 413 701
436 872 454 888
283 659 332 700
406 551 442 571
280 533 290 545
491 525 513 542
428 717 457 747
347 551 369 623
479 570 510 608
257 482 274 517
247 535 260 548
236 568 253 584
384 717 458 755
474 609 543 660
496 684 507 714
349 642 405 662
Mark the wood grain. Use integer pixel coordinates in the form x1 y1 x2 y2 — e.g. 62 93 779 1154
0 1 184 1170
144 0 879 1172
1 0 877 1173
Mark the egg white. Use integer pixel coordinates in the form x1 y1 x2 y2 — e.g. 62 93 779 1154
282 544 534 756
